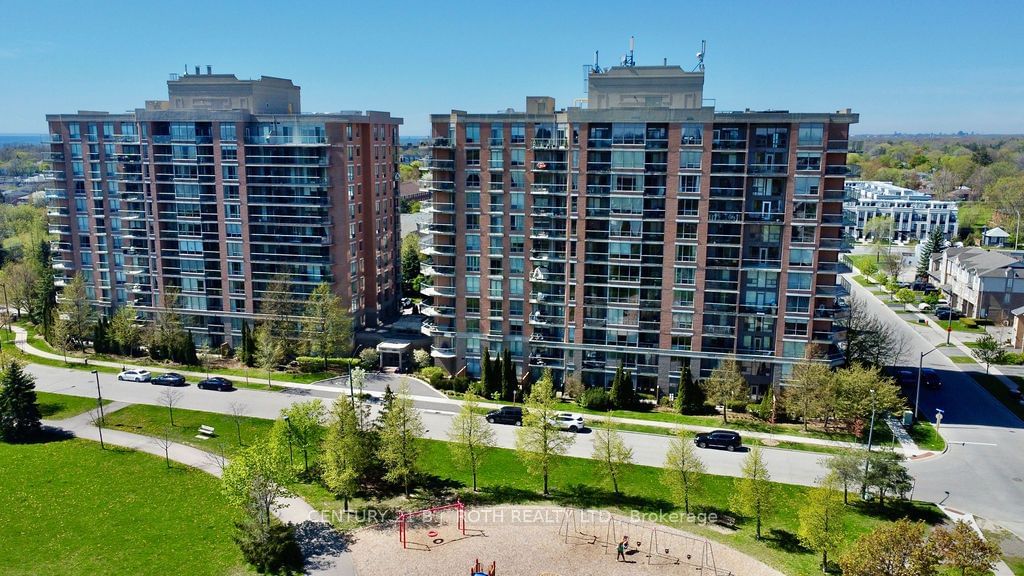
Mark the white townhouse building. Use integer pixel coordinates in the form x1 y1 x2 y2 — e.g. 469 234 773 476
845 180 958 242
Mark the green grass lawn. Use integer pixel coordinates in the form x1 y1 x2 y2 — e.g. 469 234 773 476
949 356 977 364
0 437 249 576
36 391 110 420
102 403 275 458
908 420 946 452
927 317 987 333
853 274 872 287
972 373 1024 422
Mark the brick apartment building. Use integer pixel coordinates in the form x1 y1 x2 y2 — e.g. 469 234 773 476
421 63 857 396
44 70 402 347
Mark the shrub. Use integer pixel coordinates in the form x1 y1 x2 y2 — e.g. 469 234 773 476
578 387 611 411
418 366 446 388
450 375 470 393
358 348 380 370
861 261 878 277
294 356 360 373
1001 352 1024 365
726 401 748 414
960 318 977 328
233 520 303 575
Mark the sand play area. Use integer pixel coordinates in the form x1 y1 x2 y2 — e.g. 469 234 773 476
349 504 785 576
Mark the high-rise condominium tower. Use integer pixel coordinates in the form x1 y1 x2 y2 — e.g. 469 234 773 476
45 70 402 346
422 63 857 396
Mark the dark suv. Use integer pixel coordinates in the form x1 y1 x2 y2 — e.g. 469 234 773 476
485 406 524 426
694 430 742 451
922 368 942 389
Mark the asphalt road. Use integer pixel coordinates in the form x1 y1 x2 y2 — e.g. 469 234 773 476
845 271 1024 538
27 363 829 489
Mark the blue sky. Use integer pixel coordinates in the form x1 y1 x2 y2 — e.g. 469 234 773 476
2 0 1022 136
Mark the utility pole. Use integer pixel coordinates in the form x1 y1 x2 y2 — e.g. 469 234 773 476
861 389 876 500
93 370 106 450
916 349 936 420
1 282 10 334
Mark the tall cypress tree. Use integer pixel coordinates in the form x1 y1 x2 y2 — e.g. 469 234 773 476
479 347 491 396
609 361 635 410
916 227 944 280
240 322 252 366
0 361 42 442
676 365 707 415
501 347 515 401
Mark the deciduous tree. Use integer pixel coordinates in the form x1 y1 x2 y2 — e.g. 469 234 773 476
109 305 141 357
591 416 633 495
972 333 1004 374
447 392 495 492
301 283 352 371
378 383 424 497
824 449 865 504
701 358 748 423
798 473 848 571
783 361 832 431
662 427 704 514
275 399 326 475
158 388 183 427
515 369 575 495
56 273 95 351
932 520 1002 576
863 449 912 506
254 323 283 388
839 519 939 576
732 447 774 539
322 394 367 511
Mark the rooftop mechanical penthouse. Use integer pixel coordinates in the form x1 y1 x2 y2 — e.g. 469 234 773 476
45 70 402 347
421 62 857 397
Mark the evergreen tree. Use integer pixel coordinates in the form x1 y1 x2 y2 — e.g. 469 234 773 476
674 365 706 415
479 347 491 396
240 322 253 367
917 226 944 279
93 316 110 354
0 360 42 442
609 361 635 410
501 347 515 401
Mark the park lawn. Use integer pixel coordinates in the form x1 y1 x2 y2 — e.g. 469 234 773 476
853 274 872 287
845 254 877 274
93 404 941 576
0 437 250 576
411 439 942 576
102 403 275 458
36 391 110 420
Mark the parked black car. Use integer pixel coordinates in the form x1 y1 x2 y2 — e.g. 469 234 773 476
912 281 938 293
936 309 961 321
485 406 524 426
921 368 942 389
894 369 917 386
694 430 742 451
152 372 187 387
197 376 234 391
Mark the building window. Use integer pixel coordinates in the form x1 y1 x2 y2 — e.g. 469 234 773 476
680 151 702 170
796 152 822 172
798 123 824 147
612 123 644 145
511 124 525 145
220 124 237 141
489 123 504 146
489 149 503 170
787 272 812 290
795 177 820 196
465 123 480 144
679 175 700 193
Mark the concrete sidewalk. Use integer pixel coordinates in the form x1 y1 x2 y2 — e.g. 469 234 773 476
45 410 356 576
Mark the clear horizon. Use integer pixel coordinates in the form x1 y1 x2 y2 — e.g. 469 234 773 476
2 0 1022 136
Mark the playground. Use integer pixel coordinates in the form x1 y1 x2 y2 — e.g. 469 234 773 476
348 504 784 576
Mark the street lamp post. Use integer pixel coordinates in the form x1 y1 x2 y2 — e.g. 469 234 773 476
1 282 10 335
283 415 294 467
861 389 877 499
916 349 937 420
92 370 106 450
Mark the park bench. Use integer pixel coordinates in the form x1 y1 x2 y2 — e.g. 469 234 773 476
196 425 215 439
714 515 737 530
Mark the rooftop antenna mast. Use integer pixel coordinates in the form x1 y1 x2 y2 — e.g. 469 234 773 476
623 36 636 67
693 40 706 72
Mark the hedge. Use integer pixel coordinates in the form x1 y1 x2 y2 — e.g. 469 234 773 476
295 356 360 373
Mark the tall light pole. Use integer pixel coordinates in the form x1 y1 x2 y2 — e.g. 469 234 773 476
283 414 294 467
1015 207 1021 251
861 389 877 499
1 282 10 334
916 349 937 420
92 370 106 450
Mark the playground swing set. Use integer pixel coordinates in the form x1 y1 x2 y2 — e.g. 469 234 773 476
397 500 467 550
558 508 728 574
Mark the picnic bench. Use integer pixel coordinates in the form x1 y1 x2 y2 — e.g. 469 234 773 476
196 425 216 439
714 514 737 529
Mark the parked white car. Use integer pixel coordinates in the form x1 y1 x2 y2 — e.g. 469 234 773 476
549 412 585 432
117 369 151 382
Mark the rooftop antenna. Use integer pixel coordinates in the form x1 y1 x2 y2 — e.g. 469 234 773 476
594 50 601 73
693 40 706 72
623 35 636 67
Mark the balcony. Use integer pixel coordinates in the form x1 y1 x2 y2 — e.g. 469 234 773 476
747 163 789 175
421 304 455 318
420 263 455 277
48 134 63 144
743 211 785 223
427 180 455 192
712 139 747 151
424 158 455 171
532 138 568 149
820 237 852 251
243 134 329 146
825 165 861 177
44 189 67 200
422 202 456 214
741 258 782 270
431 137 454 148
827 140 849 152
430 345 457 358
421 283 456 297
815 284 849 298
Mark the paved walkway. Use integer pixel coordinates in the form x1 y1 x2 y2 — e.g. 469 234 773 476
44 407 355 576
939 505 1015 576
